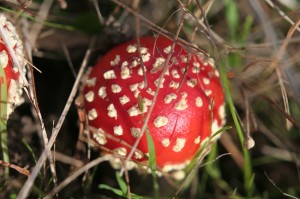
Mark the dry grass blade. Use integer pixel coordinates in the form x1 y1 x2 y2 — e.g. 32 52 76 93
92 0 105 25
0 160 30 177
51 151 84 168
23 0 59 187
174 142 212 196
110 0 206 55
177 0 225 45
261 146 300 164
17 38 96 199
23 58 42 74
133 0 148 88
61 42 77 78
264 172 299 199
43 155 112 199
220 134 244 168
249 0 297 130
28 0 53 48
264 0 300 32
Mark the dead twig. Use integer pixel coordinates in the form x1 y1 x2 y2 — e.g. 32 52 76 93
265 172 299 199
43 155 112 199
0 160 30 176
17 37 96 199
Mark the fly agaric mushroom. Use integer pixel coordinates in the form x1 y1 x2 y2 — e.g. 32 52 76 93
80 35 225 176
0 15 26 117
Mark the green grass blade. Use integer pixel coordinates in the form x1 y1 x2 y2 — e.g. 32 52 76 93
145 129 159 197
225 0 239 40
0 7 76 31
185 126 231 174
240 16 254 43
99 184 124 197
115 171 127 194
223 1 255 195
0 59 9 178
219 60 254 197
0 180 7 192
22 139 37 163
138 96 159 197
204 144 233 195
99 184 145 199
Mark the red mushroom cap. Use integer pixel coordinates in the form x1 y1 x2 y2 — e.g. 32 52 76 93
0 15 25 117
82 35 225 172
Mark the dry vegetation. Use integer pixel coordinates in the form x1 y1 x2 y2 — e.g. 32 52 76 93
0 0 300 198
